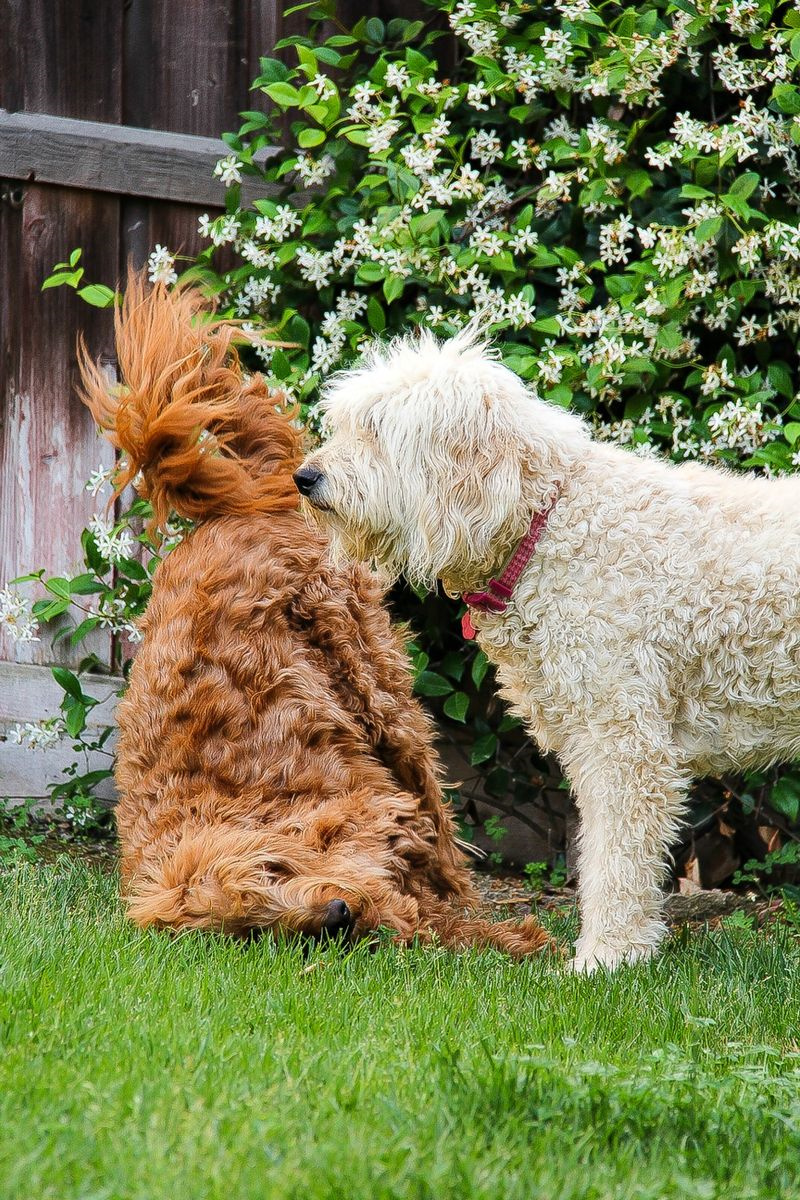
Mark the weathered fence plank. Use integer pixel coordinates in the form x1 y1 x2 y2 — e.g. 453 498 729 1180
0 110 276 206
0 184 120 669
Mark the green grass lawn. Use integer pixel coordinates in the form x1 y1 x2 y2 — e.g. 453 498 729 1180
1 862 799 1200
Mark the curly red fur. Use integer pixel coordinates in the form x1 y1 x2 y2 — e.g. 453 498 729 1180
77 273 552 959
77 272 301 531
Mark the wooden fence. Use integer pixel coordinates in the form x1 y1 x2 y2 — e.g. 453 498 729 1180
0 0 309 797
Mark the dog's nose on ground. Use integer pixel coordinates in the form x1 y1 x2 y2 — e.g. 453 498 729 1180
293 465 323 496
322 898 352 936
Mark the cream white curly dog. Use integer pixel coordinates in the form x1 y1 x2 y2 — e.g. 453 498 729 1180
294 329 800 972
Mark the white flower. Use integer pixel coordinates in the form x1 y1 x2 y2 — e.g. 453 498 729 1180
469 226 503 256
296 246 334 288
471 129 503 167
310 73 335 98
385 63 410 90
509 226 539 254
425 116 451 148
0 588 39 643
254 205 302 243
205 215 240 247
366 119 402 155
707 397 780 453
310 336 344 376
147 244 177 286
701 363 737 397
294 152 336 187
11 719 65 750
85 464 112 498
88 514 134 564
599 216 635 265
214 155 243 187
466 83 491 111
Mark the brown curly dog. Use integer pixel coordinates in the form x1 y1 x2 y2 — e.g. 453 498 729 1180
77 275 551 957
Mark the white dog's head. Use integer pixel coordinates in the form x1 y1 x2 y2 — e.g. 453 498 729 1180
294 327 589 592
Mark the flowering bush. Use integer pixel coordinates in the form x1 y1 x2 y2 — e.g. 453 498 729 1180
194 0 800 479
6 0 800 866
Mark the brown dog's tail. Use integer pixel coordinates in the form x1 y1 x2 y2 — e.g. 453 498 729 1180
77 270 302 531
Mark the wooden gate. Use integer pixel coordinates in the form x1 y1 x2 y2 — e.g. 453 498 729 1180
0 0 291 797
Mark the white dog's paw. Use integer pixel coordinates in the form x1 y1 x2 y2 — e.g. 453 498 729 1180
569 938 658 974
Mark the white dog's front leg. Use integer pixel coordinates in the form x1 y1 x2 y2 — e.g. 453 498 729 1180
565 737 689 973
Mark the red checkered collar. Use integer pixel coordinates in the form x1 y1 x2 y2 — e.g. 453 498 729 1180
460 495 558 640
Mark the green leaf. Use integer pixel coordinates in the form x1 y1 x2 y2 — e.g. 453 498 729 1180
343 127 370 146
471 650 489 688
42 269 83 290
414 671 453 697
727 172 760 200
31 598 70 622
532 317 560 335
77 284 117 308
52 666 84 702
624 169 652 198
770 778 800 823
70 617 102 646
271 348 291 379
681 184 714 200
367 296 385 332
44 578 72 601
443 691 469 723
296 43 317 75
768 363 794 400
405 48 432 76
117 557 149 582
263 81 302 107
439 651 465 682
383 275 404 303
784 423 800 446
9 571 44 584
470 732 498 766
258 56 290 83
298 127 325 148
355 261 385 285
694 216 723 243
69 574 105 595
773 84 800 115
64 699 87 739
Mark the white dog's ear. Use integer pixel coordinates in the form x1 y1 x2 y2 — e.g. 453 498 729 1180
404 412 528 590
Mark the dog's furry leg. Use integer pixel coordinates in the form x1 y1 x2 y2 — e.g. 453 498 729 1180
563 723 689 972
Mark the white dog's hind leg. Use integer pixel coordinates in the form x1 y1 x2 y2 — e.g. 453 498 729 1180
564 730 689 973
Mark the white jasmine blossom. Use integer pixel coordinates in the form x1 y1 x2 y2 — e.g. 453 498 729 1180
214 155 243 187
0 588 39 643
147 245 177 286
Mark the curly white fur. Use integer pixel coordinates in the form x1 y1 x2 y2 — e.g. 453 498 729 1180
300 327 800 971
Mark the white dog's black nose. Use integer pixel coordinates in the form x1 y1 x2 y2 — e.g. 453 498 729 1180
293 465 323 496
322 898 352 935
